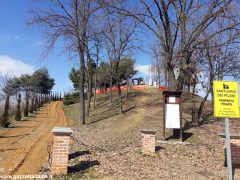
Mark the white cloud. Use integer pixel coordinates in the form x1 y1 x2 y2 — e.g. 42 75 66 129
134 64 150 77
0 55 35 77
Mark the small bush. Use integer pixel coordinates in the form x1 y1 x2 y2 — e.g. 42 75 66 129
0 115 11 128
63 92 80 106
63 91 94 106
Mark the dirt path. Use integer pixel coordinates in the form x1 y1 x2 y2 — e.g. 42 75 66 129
0 101 68 175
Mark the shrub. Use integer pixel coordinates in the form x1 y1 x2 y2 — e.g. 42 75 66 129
63 92 80 106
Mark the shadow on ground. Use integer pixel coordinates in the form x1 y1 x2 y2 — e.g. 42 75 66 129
68 160 100 173
69 150 91 160
165 131 193 141
155 146 164 152
0 133 30 138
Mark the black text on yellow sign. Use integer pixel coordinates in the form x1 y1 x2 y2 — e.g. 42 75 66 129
214 81 239 118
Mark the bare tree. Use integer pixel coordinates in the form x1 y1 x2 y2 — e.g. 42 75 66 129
85 16 105 115
103 0 240 90
103 9 138 113
196 32 240 122
29 0 101 124
150 42 164 87
92 33 103 109
173 0 240 90
85 41 95 116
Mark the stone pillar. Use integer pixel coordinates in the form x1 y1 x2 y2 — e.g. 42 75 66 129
140 129 157 153
51 127 73 175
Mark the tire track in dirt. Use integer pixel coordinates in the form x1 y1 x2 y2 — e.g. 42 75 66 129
0 106 49 151
0 101 68 175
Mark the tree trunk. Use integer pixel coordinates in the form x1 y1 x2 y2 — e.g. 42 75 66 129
37 94 41 109
207 42 214 108
86 71 92 117
210 81 214 106
104 80 106 95
93 72 97 109
38 94 41 109
15 93 22 121
117 81 123 114
29 96 34 113
179 0 187 91
109 73 113 105
164 68 168 87
168 68 177 90
191 84 197 124
158 67 161 87
24 91 29 117
93 54 99 109
126 78 129 99
34 96 37 112
79 50 85 125
187 84 191 93
197 90 210 122
40 95 43 107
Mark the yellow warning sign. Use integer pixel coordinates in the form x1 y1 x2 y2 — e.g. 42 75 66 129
214 81 239 118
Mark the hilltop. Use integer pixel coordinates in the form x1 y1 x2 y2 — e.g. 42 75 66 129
61 87 240 179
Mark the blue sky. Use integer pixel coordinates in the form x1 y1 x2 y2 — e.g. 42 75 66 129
0 0 152 93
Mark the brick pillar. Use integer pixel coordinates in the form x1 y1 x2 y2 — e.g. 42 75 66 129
140 129 157 153
224 138 240 166
51 127 73 175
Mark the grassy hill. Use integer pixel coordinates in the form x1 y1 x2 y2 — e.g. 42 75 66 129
61 87 240 179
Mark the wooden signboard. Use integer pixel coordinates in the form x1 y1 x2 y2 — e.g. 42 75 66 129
163 91 183 141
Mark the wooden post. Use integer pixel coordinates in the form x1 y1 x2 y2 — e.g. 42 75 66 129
180 94 183 142
163 93 166 141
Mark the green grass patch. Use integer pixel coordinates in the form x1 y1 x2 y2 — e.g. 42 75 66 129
62 90 137 125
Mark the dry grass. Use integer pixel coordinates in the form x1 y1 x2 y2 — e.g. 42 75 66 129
60 88 240 179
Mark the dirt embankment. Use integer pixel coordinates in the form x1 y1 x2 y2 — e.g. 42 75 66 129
0 101 68 175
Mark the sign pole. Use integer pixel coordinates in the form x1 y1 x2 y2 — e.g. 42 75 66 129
213 81 239 180
225 118 233 180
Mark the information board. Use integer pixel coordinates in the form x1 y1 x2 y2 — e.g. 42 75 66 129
165 104 180 129
214 81 239 118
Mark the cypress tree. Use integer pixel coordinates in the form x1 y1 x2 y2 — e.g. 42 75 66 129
38 94 41 109
15 93 22 121
0 95 11 127
24 93 29 117
29 95 34 113
34 95 38 111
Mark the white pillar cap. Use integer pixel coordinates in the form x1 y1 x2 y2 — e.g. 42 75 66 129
52 127 73 135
